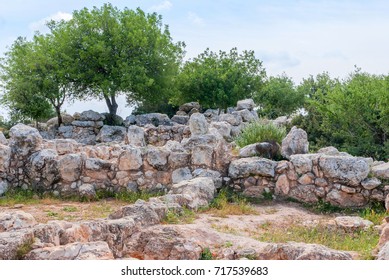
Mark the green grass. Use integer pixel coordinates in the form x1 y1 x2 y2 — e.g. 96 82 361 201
96 189 163 203
62 206 78 212
255 224 379 260
0 188 55 206
234 121 286 148
163 207 196 224
16 238 34 260
199 247 214 260
205 188 257 217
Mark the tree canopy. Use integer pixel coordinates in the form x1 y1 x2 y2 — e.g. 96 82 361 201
174 48 265 112
55 3 184 117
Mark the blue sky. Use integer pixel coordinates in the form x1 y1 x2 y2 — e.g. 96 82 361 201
1 0 389 117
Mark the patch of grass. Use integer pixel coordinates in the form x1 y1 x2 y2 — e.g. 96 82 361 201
211 224 239 235
163 207 196 224
16 238 34 260
46 211 59 217
359 202 387 225
62 206 78 212
224 241 233 248
234 121 286 148
205 188 257 217
95 189 163 203
0 189 39 206
199 247 214 260
82 203 113 220
255 224 379 260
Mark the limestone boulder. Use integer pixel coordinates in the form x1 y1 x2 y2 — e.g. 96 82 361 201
26 241 114 260
170 177 216 210
236 99 255 111
326 188 367 208
259 242 352 260
0 229 34 260
46 113 74 127
219 113 242 126
371 162 389 179
58 154 83 182
118 147 143 171
210 121 231 140
229 157 277 178
361 178 381 190
192 168 222 189
385 193 389 212
171 115 189 125
79 110 104 121
54 139 79 155
96 125 126 143
319 155 370 186
0 211 37 232
281 126 309 159
189 113 209 136
0 144 11 173
28 149 59 189
126 226 202 260
290 154 315 174
378 242 389 260
233 109 257 122
135 113 172 127
0 131 7 145
179 102 201 113
332 216 373 232
78 184 96 200
9 124 43 156
239 143 258 157
146 146 170 169
172 167 193 184
0 181 8 196
123 115 136 127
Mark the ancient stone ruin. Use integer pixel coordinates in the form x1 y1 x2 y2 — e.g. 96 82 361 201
1 99 389 260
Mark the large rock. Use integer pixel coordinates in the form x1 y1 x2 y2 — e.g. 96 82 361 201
319 155 370 186
118 147 143 171
189 113 209 136
0 181 8 196
28 149 59 189
371 162 389 179
210 122 231 140
96 125 126 143
58 154 83 182
170 177 215 210
229 157 277 178
179 102 201 113
54 139 79 155
219 113 242 126
0 144 11 172
171 115 189 125
290 154 315 174
378 242 389 260
9 124 43 156
79 110 104 121
233 109 257 122
126 226 202 260
135 113 172 127
123 115 136 127
332 216 373 232
259 242 352 260
385 193 389 212
281 126 309 159
172 167 193 184
0 229 34 260
46 113 74 127
26 241 114 260
326 188 367 207
146 147 169 169
0 131 7 145
126 125 146 146
236 99 255 111
78 184 96 200
0 211 37 232
238 143 258 157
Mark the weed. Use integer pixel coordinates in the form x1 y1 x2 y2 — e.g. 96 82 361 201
359 202 387 225
234 121 286 148
62 206 78 212
199 247 213 260
46 211 59 217
224 241 233 248
16 238 34 260
163 207 196 224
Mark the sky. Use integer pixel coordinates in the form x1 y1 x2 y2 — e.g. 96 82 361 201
1 0 389 118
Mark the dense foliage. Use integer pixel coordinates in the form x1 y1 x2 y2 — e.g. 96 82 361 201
255 74 305 119
174 48 266 112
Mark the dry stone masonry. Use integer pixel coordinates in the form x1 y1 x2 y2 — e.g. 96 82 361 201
1 98 389 260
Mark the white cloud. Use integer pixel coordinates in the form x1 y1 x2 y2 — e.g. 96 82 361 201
188 12 205 27
29 11 72 32
150 1 173 12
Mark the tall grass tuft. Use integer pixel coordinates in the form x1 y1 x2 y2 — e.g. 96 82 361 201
234 121 286 148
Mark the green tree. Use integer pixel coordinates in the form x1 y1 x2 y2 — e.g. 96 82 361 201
0 37 57 126
55 4 184 118
255 74 304 119
175 48 265 112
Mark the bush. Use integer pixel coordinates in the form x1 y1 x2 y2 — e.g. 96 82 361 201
234 121 286 148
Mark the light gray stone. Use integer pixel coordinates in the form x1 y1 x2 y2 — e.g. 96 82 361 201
219 113 242 126
371 162 389 179
123 115 136 127
79 110 104 121
319 155 370 186
0 211 37 232
135 113 172 127
171 115 189 125
126 125 145 146
78 184 96 200
0 181 8 196
71 120 95 127
146 147 170 169
233 109 256 122
58 154 83 182
378 242 389 260
172 167 193 184
96 125 126 143
0 144 11 173
236 99 255 111
118 148 143 171
385 193 389 212
228 157 277 178
239 143 258 157
0 229 34 260
333 216 373 232
290 154 315 174
179 102 201 113
210 121 231 140
10 124 43 157
192 169 222 188
189 113 209 136
0 132 7 145
281 126 309 159
361 177 381 190
26 241 114 260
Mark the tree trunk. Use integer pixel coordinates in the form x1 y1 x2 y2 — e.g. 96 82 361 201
55 106 62 127
104 94 118 116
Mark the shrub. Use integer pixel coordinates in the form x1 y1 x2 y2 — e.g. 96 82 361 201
234 121 286 148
